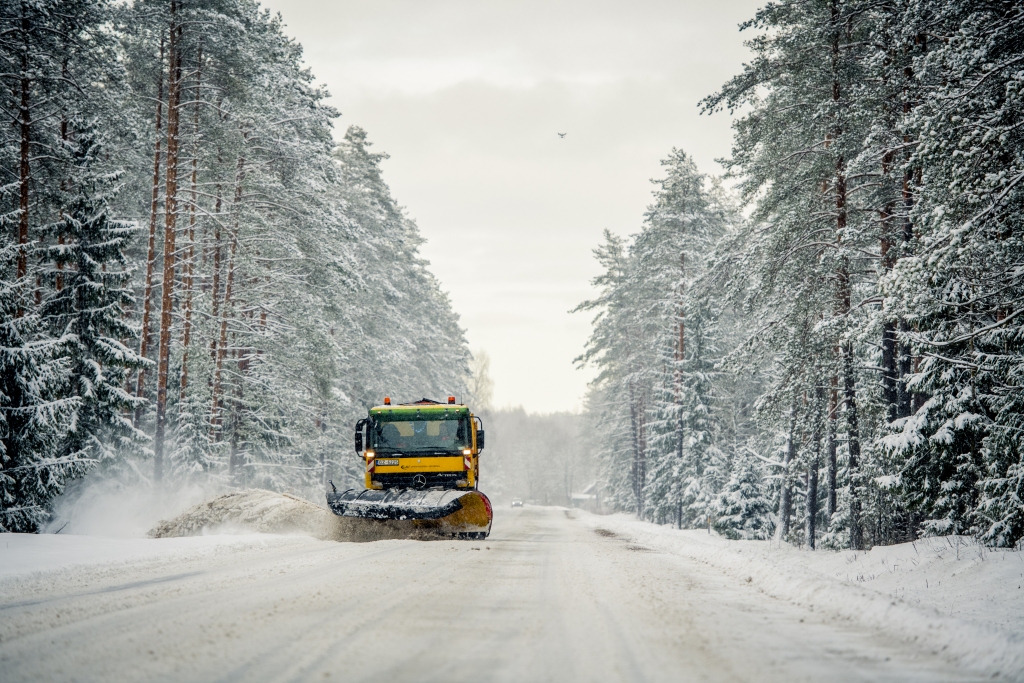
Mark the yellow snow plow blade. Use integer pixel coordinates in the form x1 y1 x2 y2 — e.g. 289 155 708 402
326 487 493 539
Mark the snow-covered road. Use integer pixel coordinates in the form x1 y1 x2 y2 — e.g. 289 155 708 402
0 506 993 682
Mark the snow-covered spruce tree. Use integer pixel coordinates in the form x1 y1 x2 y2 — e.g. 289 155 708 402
0 0 118 295
884 0 1024 546
0 0 129 530
0 239 74 532
41 134 146 474
575 230 647 514
714 451 774 540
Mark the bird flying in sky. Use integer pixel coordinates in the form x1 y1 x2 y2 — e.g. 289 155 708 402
557 132 566 138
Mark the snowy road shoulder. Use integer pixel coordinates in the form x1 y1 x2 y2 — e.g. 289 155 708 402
575 510 1024 680
0 532 322 580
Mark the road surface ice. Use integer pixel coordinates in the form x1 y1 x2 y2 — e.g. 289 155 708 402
0 506 1011 682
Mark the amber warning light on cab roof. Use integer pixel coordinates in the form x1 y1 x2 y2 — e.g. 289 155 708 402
448 396 455 404
383 396 391 405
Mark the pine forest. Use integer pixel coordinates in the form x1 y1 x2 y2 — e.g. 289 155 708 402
577 0 1024 549
0 0 469 532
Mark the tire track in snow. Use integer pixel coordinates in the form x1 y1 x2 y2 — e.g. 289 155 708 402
213 543 474 683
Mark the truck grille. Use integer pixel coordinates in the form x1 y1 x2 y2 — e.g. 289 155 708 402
375 472 464 489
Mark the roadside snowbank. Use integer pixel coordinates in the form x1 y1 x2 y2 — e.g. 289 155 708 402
577 511 1024 680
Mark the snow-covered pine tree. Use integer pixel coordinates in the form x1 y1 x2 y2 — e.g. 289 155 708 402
702 0 878 548
333 125 471 406
575 151 736 525
632 150 728 527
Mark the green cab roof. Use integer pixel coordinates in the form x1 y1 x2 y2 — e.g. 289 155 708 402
369 404 469 421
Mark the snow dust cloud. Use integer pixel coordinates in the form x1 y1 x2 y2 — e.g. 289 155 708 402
44 475 221 539
44 474 379 543
44 476 393 543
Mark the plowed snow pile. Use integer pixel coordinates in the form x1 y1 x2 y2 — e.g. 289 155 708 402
149 489 430 542
149 490 352 541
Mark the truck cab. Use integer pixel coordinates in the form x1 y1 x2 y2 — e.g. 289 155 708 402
355 397 485 491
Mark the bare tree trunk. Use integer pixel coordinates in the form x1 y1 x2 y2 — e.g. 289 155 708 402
629 382 640 513
896 37 924 420
880 150 899 422
238 339 252 469
843 342 863 549
826 376 838 521
777 407 796 541
209 173 223 362
16 16 31 311
56 62 68 294
135 34 165 427
805 466 819 549
628 380 645 519
210 225 237 433
637 393 647 520
806 387 823 549
837 167 864 549
836 155 864 550
227 339 247 484
830 0 862 550
211 152 245 432
153 5 182 482
228 425 239 480
674 252 686 516
836 162 864 549
179 44 202 402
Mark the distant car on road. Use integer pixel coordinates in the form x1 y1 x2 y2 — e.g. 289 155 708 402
511 499 523 508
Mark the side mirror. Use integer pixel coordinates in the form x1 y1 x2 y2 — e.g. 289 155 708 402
354 418 366 454
476 430 485 451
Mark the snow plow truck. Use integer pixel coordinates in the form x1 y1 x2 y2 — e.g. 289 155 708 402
327 397 493 539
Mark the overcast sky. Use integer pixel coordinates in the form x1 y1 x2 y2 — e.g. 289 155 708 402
260 0 761 414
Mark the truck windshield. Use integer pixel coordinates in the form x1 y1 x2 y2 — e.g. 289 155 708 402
370 418 469 454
